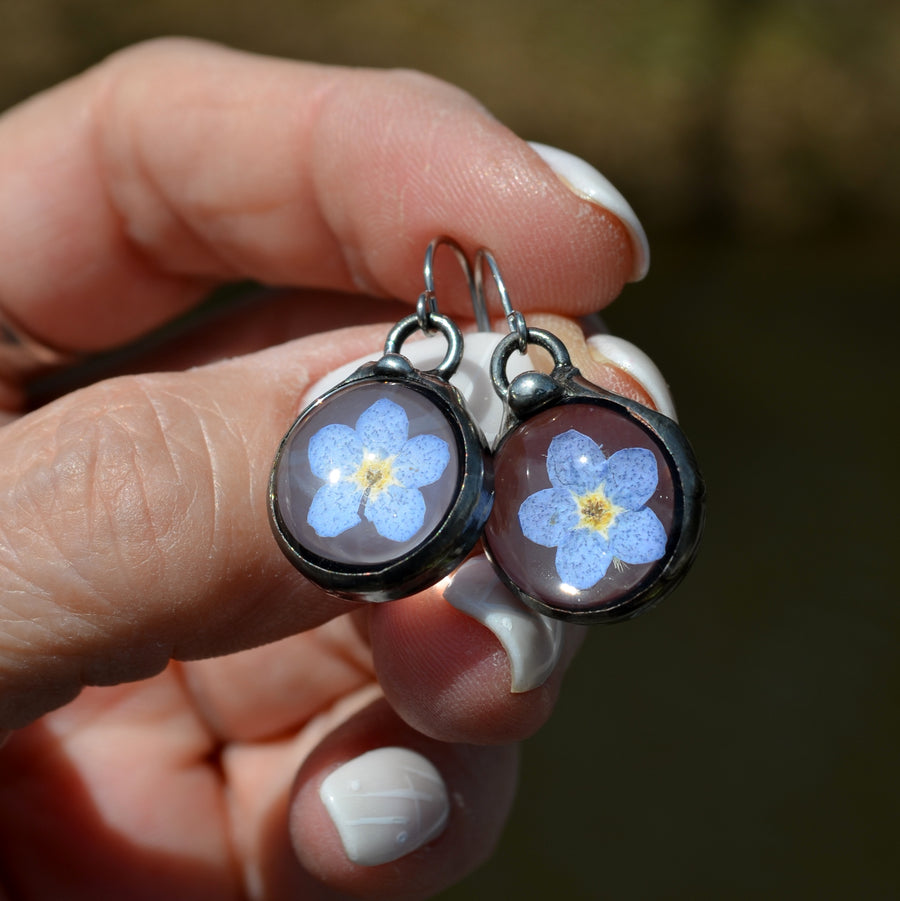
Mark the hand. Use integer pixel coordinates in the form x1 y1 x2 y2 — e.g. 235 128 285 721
0 39 648 899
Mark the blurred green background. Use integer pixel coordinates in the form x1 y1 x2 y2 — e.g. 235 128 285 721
3 1 897 898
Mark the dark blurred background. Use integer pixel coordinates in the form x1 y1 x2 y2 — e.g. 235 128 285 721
3 1 897 898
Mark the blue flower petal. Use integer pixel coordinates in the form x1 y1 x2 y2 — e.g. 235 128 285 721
610 508 667 564
356 398 408 457
393 434 450 488
307 481 364 537
518 488 579 547
555 528 612 590
307 423 363 482
604 447 659 510
546 429 607 493
365 484 426 542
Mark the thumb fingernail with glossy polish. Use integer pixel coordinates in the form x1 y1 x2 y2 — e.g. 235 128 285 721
529 141 650 282
443 556 565 693
320 747 450 867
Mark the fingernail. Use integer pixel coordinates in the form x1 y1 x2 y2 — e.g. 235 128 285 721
443 556 565 693
586 333 678 421
320 747 449 866
529 141 650 282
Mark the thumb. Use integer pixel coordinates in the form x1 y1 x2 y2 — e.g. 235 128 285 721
0 324 388 730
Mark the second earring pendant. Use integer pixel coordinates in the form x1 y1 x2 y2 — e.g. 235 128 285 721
474 250 704 624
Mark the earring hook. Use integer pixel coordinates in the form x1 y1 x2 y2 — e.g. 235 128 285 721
418 236 478 333
474 248 529 351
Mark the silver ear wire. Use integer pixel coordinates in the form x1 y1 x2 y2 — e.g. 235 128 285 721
419 236 478 333
473 248 528 349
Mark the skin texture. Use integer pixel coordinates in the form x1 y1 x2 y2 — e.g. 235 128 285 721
0 39 641 900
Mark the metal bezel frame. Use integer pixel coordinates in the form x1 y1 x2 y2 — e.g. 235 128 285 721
269 353 493 603
485 330 705 625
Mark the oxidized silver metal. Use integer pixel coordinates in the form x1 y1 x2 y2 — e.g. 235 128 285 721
476 240 705 626
485 325 704 623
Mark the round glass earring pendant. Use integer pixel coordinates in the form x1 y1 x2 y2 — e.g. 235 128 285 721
270 345 493 603
483 329 704 624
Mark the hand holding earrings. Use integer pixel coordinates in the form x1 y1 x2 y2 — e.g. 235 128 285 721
269 240 704 622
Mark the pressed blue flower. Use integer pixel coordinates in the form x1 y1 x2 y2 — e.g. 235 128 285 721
306 397 450 542
518 429 667 590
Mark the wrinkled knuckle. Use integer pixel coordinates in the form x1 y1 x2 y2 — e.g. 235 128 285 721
14 375 219 587
0 372 233 726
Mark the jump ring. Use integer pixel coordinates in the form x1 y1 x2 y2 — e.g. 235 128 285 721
384 311 465 381
489 326 573 400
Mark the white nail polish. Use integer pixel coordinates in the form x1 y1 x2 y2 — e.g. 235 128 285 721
586 333 678 421
443 556 565 693
320 747 450 866
528 141 650 282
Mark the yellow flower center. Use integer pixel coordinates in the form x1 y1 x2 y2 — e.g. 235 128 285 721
575 485 625 538
353 451 397 498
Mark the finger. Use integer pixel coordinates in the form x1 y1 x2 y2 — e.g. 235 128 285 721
528 313 658 407
529 313 678 417
225 694 518 900
369 560 584 745
124 291 411 375
180 568 575 750
0 326 394 730
180 550 581 749
26 288 410 408
0 672 236 900
181 615 375 743
0 38 636 354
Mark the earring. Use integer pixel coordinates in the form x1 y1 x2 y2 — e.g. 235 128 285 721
269 237 493 602
475 250 705 624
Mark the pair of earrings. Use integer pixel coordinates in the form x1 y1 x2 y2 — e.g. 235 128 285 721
269 238 704 623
